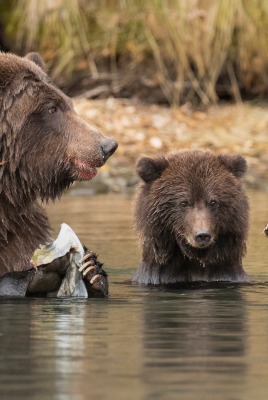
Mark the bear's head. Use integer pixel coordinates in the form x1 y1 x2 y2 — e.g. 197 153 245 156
135 150 249 265
0 52 117 202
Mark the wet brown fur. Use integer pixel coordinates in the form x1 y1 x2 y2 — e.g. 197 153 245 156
0 52 116 288
133 149 250 284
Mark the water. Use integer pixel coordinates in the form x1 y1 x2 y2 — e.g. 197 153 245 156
1 190 268 400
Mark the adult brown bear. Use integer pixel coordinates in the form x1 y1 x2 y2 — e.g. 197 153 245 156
133 149 250 285
0 52 117 297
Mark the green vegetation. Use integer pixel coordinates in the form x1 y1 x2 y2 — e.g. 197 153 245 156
1 0 268 104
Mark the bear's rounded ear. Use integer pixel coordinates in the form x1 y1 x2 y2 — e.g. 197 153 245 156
25 52 46 71
218 154 247 178
136 156 168 183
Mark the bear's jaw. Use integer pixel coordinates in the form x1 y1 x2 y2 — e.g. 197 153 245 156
76 167 97 181
178 238 216 263
71 159 98 181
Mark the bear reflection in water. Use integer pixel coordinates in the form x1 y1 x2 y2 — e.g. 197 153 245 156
133 150 249 285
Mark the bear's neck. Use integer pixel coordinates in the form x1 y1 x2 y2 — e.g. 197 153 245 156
0 195 51 277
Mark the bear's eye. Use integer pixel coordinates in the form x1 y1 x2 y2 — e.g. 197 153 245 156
209 200 218 207
48 105 58 114
180 201 189 209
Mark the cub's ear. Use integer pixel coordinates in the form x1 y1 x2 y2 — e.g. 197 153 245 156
25 52 46 70
136 156 168 183
218 154 247 178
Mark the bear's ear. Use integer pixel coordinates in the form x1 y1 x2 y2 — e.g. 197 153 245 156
25 52 46 71
218 154 247 178
136 156 168 183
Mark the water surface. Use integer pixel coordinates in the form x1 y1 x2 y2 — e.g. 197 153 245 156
1 190 268 400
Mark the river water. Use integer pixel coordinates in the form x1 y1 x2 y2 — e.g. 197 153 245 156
1 190 268 400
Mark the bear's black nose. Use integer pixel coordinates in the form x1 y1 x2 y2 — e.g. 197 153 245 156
195 231 211 245
101 139 118 161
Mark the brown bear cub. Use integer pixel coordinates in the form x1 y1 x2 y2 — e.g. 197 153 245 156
133 149 250 285
0 52 117 297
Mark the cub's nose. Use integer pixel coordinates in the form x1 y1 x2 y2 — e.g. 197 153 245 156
195 231 212 246
101 139 118 161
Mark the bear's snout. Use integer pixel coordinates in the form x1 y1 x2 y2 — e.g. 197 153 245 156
194 230 212 247
184 205 215 249
101 139 118 161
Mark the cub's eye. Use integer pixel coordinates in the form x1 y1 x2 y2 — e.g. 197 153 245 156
209 200 218 207
180 201 189 209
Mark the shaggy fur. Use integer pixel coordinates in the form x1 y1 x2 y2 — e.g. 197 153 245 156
0 52 117 296
133 149 249 284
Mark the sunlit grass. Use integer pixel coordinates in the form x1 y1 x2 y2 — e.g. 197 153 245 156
2 0 268 104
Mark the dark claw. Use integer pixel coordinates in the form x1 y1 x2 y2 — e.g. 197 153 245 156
80 249 109 297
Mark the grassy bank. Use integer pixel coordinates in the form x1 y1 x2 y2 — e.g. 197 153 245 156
1 0 268 105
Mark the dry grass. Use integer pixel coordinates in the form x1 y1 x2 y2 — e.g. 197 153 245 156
2 0 268 104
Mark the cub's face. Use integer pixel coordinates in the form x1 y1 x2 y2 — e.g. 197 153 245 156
135 150 249 263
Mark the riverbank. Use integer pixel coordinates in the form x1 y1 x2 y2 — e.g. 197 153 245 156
73 98 268 194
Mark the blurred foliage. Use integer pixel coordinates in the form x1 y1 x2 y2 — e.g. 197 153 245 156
1 0 268 105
